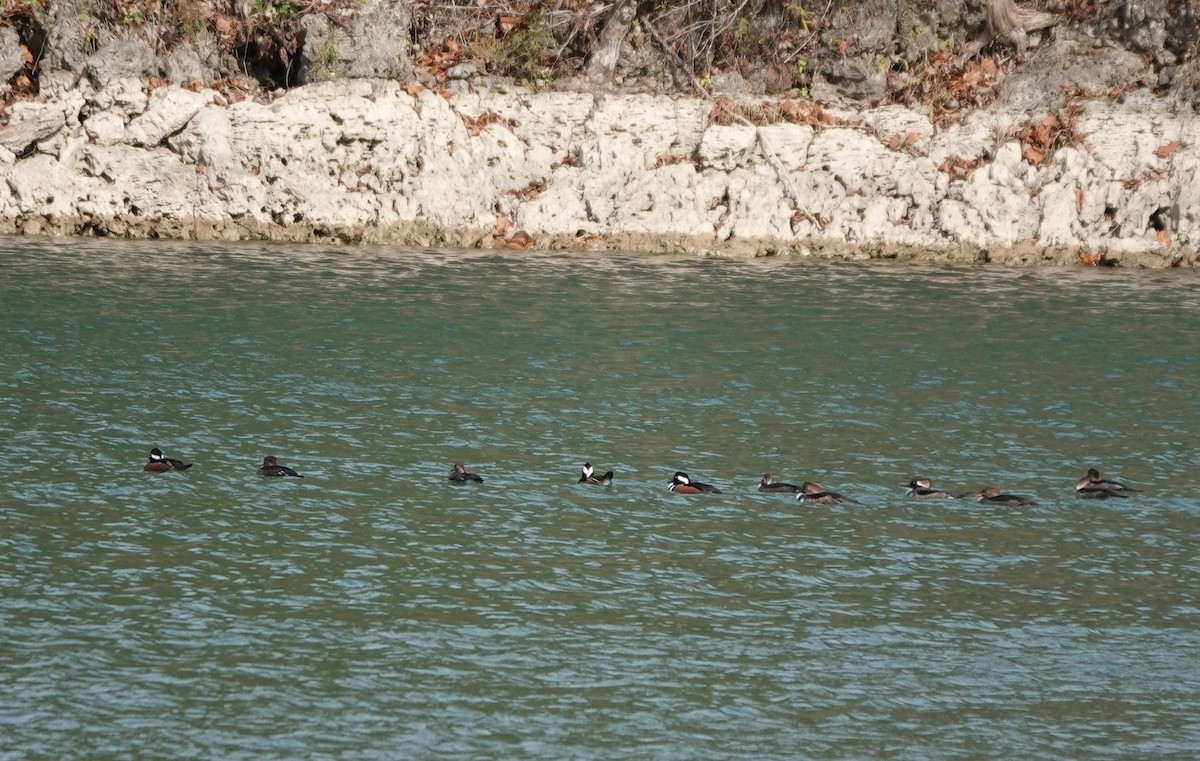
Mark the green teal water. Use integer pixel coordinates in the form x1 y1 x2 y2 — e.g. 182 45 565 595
2 238 1199 759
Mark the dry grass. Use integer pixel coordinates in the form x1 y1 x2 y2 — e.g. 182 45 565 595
709 97 840 127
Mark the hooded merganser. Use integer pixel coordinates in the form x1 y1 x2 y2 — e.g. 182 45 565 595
448 462 484 483
795 481 859 505
975 486 1034 506
904 477 956 499
257 455 303 477
1075 467 1138 498
144 447 192 472
758 473 802 493
668 471 722 494
578 463 613 485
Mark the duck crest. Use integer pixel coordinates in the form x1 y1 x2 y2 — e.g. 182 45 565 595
144 447 192 472
578 462 614 485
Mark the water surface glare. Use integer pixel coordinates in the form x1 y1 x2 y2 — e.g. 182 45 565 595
2 238 1199 759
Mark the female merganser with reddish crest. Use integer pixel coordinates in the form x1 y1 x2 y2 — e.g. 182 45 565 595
796 481 859 505
1075 467 1138 498
258 455 302 477
448 462 484 483
975 486 1034 506
758 473 802 493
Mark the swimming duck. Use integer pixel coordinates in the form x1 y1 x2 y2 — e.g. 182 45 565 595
796 481 860 505
578 463 613 485
975 486 1035 506
143 447 192 473
1075 467 1138 498
668 471 722 494
904 477 956 499
257 455 303 477
758 473 802 493
448 462 484 483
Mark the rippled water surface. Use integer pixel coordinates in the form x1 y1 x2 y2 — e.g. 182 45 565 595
2 238 1199 759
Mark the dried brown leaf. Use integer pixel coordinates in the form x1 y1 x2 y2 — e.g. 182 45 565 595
1154 141 1179 159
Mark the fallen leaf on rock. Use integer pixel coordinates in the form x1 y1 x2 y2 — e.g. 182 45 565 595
498 231 533 250
884 132 919 151
461 111 515 137
1078 247 1113 266
1154 141 1179 158
939 155 983 181
508 179 546 201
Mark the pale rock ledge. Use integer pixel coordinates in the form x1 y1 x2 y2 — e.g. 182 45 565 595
0 77 1195 267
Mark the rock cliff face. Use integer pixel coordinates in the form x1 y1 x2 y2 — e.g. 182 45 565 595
1 71 1195 266
0 0 1197 265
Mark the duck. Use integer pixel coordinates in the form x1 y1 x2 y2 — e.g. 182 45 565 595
904 477 956 499
758 473 802 493
795 481 859 505
668 471 722 494
257 455 303 477
578 463 613 485
448 462 484 483
975 486 1035 506
1075 467 1138 498
143 447 192 473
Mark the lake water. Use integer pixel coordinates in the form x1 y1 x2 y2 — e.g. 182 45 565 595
1 237 1198 759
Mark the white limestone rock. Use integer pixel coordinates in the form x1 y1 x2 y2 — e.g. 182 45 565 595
860 105 935 152
516 169 595 236
125 86 215 146
83 111 127 146
807 128 898 195
580 95 706 175
170 107 235 171
938 199 987 245
0 101 68 153
609 163 724 237
1172 156 1200 249
755 124 815 172
698 125 758 171
0 75 1195 264
726 166 793 240
88 78 149 120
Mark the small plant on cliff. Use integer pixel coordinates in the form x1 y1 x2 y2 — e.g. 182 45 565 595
251 0 299 24
473 5 563 82
309 40 342 81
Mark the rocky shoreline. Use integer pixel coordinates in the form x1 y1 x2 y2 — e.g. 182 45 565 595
1 70 1197 267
